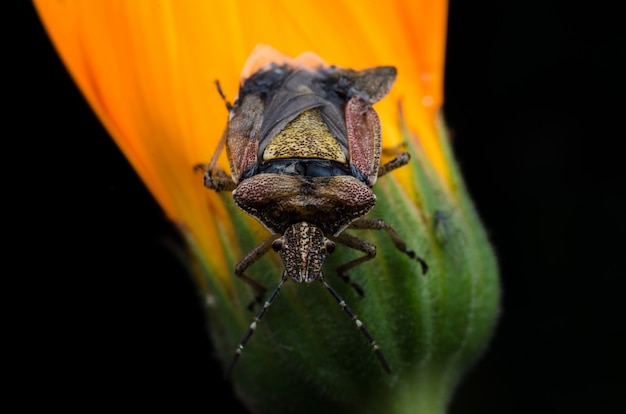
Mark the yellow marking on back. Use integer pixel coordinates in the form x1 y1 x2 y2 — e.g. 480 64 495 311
263 109 347 163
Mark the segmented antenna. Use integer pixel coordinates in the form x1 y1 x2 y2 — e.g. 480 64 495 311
226 275 391 377
226 277 286 378
320 276 392 375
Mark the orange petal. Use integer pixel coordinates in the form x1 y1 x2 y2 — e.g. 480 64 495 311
34 0 448 286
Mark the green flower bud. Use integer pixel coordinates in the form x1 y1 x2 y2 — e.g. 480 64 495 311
184 115 499 413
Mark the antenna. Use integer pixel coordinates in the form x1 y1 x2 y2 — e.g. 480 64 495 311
320 276 392 375
226 276 286 378
225 274 392 377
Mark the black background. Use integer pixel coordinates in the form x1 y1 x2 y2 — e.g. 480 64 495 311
20 1 624 412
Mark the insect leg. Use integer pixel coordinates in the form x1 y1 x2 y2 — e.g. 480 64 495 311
377 152 411 177
328 232 377 298
214 79 233 111
195 128 238 192
319 275 391 375
349 218 428 274
226 275 287 378
235 233 282 310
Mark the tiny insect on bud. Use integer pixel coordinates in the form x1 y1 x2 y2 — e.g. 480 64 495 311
200 46 427 376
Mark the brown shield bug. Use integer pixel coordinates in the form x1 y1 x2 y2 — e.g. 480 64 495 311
198 48 427 376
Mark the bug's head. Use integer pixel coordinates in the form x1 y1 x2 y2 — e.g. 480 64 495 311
272 222 335 283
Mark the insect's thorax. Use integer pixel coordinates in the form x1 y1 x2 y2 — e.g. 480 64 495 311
233 109 376 235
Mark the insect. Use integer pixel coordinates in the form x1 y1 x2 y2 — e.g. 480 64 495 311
199 46 427 376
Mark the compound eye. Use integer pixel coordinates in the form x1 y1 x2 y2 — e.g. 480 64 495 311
272 239 283 252
325 240 336 254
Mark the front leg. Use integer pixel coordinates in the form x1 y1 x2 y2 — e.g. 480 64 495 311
328 231 377 299
234 233 281 310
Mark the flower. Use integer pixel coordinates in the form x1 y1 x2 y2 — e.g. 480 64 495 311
35 1 499 413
